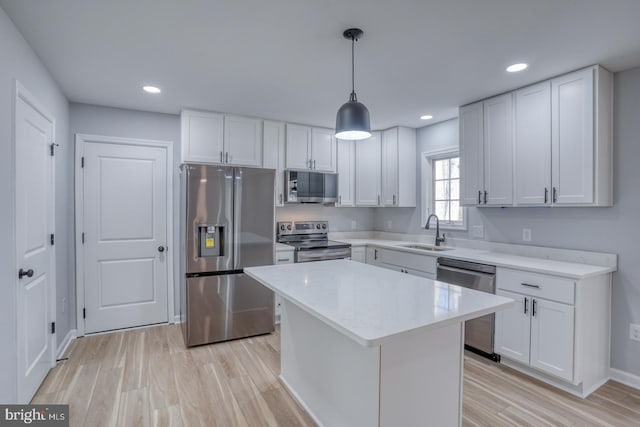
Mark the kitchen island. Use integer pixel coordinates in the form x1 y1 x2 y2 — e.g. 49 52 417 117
245 260 513 427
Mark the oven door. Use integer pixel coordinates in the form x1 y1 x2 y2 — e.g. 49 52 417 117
296 247 352 263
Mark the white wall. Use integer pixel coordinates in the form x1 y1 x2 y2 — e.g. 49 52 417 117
0 6 70 403
69 103 181 318
374 67 640 377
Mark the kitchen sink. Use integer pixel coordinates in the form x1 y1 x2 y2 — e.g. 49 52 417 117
400 244 452 252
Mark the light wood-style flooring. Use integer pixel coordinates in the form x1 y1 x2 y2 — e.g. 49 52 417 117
33 324 640 426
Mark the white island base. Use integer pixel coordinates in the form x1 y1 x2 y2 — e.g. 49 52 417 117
280 300 464 427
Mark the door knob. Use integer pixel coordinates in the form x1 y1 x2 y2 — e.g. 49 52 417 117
158 246 165 253
18 268 34 279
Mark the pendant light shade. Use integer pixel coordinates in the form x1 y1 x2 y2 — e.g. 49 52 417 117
335 28 371 141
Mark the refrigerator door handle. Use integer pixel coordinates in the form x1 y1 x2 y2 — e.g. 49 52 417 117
233 169 242 269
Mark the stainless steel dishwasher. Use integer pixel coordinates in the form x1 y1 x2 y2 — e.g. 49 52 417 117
436 258 499 361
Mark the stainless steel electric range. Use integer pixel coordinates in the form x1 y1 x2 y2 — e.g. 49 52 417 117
276 221 351 263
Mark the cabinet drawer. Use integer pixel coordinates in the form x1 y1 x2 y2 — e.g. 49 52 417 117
377 248 437 274
275 251 294 264
497 268 575 304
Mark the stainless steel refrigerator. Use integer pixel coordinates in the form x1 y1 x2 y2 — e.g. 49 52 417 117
180 164 275 347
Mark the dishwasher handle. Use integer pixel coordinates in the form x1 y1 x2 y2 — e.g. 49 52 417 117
436 263 496 279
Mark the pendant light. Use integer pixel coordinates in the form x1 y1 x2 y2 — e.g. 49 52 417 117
335 28 371 140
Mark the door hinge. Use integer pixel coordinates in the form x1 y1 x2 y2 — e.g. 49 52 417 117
50 234 54 246
83 308 86 319
81 232 85 244
51 322 55 334
81 157 85 168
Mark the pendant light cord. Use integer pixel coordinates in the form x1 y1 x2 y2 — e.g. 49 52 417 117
350 36 357 102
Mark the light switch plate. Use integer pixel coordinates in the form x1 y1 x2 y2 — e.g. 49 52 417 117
387 220 393 229
472 225 484 238
630 323 640 342
522 228 532 242
351 220 357 230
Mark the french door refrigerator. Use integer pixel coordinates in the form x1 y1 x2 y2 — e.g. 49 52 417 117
180 164 275 347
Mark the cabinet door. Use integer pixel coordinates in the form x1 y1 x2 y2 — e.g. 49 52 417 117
495 290 531 365
459 102 484 206
381 128 399 206
551 68 594 205
181 110 224 163
355 132 381 206
350 247 366 263
483 93 514 205
515 82 552 205
365 247 381 265
224 116 262 167
530 298 575 382
263 121 286 206
336 139 355 206
286 124 311 170
311 127 337 172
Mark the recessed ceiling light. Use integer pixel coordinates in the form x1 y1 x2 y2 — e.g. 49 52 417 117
142 85 162 94
420 115 433 120
506 63 528 73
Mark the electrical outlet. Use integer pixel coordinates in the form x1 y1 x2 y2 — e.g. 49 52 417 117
387 220 393 229
472 225 484 239
522 228 532 242
351 220 357 230
62 297 66 313
630 323 640 342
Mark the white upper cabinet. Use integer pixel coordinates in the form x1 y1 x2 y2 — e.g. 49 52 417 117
181 110 224 163
263 121 286 206
311 127 337 172
285 124 312 170
381 127 417 207
459 102 485 206
285 125 337 172
181 110 262 167
515 82 552 205
355 132 381 206
483 93 514 205
224 115 262 167
461 65 613 208
337 139 355 206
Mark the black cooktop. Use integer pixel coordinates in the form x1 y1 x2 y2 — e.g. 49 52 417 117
282 240 351 251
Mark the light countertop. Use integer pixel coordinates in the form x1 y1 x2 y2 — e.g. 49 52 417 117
245 260 513 347
336 239 615 279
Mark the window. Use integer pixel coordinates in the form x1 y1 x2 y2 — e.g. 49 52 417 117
422 150 466 230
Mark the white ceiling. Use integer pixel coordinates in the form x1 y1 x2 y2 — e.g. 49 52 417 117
3 0 640 129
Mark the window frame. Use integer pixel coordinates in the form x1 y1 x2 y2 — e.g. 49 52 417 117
421 148 467 231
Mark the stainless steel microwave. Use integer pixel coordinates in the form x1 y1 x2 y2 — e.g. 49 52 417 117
284 170 338 204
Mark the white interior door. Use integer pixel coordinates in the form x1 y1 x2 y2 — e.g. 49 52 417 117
81 138 169 333
15 85 56 403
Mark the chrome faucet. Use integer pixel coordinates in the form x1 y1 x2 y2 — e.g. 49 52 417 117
425 214 446 246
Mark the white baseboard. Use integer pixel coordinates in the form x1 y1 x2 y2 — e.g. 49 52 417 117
609 368 640 391
56 329 76 359
173 314 183 324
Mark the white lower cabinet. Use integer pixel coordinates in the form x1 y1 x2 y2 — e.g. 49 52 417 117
365 247 436 279
494 267 611 395
350 246 365 263
274 249 294 323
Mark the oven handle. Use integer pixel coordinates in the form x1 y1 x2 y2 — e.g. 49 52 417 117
296 248 351 261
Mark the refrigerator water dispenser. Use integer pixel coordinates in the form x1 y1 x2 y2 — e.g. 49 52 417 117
199 225 223 257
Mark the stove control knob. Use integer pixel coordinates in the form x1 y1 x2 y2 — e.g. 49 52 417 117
280 224 286 231
316 224 321 229
322 224 327 229
287 224 292 230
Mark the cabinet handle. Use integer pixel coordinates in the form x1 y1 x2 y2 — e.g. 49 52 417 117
532 299 537 317
279 193 283 204
313 160 316 169
544 187 548 204
478 190 482 204
308 159 312 169
521 283 540 289
339 195 342 205
374 249 378 260
377 195 381 205
553 187 558 203
393 194 396 205
524 297 529 314
225 152 229 163
220 151 223 163
277 258 290 262
484 191 488 204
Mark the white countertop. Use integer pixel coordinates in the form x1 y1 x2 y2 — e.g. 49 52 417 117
245 260 513 347
336 239 615 279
